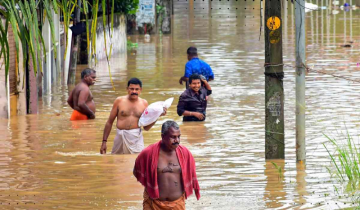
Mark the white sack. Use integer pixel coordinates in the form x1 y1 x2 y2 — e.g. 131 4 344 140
138 97 174 127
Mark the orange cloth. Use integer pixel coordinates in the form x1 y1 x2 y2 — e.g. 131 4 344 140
70 110 88 121
143 190 185 210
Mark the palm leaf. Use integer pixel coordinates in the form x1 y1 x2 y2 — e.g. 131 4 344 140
0 17 9 86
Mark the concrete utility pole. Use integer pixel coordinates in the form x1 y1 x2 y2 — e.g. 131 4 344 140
264 0 284 159
295 0 306 162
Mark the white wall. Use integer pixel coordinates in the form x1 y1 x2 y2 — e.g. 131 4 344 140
91 14 127 63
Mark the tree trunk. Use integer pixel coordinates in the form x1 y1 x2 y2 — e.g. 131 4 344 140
68 0 82 84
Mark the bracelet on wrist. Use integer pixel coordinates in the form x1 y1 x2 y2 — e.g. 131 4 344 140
102 140 107 142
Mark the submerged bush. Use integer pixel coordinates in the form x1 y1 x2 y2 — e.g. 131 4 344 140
324 131 360 207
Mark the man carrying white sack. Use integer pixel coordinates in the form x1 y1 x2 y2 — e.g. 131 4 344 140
100 78 167 154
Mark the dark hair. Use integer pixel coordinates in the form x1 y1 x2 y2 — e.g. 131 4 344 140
161 121 180 136
189 74 201 84
187 47 197 56
127 78 142 87
81 68 96 79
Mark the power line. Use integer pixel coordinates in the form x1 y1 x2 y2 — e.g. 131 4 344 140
264 63 360 83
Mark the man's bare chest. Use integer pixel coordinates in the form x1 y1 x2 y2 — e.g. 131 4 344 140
157 153 181 174
118 104 144 118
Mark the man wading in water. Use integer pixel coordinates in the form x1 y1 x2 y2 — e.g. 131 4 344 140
177 74 212 121
67 68 96 121
133 121 200 209
100 78 167 154
179 46 214 89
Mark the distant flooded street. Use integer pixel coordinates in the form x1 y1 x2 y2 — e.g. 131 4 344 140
1 0 360 209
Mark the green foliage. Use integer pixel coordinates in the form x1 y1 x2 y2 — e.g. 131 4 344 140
323 131 360 188
156 4 165 15
127 40 137 48
59 0 76 63
94 0 138 15
114 0 139 14
271 161 283 180
156 4 165 33
0 0 58 86
323 130 360 207
0 0 121 89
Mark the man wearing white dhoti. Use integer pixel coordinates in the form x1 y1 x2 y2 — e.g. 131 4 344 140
100 78 167 154
111 128 144 154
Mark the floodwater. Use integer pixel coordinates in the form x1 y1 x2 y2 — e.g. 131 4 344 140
1 0 360 209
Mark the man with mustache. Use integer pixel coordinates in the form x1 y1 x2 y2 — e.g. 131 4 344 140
100 78 166 154
133 121 200 209
67 68 97 120
177 74 212 121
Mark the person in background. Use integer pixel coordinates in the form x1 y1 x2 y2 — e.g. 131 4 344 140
133 120 200 210
177 74 212 121
179 46 214 89
67 68 96 121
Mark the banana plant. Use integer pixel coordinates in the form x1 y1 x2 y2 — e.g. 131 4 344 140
0 0 58 87
0 0 138 89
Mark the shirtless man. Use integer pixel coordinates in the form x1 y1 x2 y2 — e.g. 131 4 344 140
67 68 96 120
133 121 200 209
100 78 166 154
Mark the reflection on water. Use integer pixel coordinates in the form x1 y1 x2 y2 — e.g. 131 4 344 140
1 0 360 209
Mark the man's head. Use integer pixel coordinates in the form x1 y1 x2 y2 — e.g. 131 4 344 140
81 68 96 86
127 78 142 100
187 47 198 61
161 121 181 151
189 74 202 93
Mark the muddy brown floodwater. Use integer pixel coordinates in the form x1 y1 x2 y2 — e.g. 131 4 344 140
1 0 360 209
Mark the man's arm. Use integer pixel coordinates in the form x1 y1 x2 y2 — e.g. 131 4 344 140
179 63 192 85
78 88 95 119
143 107 167 131
177 95 204 120
100 98 119 154
67 90 74 109
201 79 211 91
179 76 188 85
207 63 214 81
143 121 156 131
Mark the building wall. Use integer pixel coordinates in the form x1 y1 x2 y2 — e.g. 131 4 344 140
0 18 26 119
92 14 127 62
0 54 9 118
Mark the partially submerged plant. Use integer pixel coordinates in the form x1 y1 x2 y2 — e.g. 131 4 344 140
323 130 360 207
323 131 360 190
271 161 283 181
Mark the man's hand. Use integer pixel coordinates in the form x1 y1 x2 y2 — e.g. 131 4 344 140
161 108 167 116
89 113 95 119
179 77 183 85
100 142 107 154
193 112 205 120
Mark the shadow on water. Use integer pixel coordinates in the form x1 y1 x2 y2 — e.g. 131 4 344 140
1 0 360 209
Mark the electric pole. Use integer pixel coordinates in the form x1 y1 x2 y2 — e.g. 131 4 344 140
264 0 284 159
295 0 306 162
